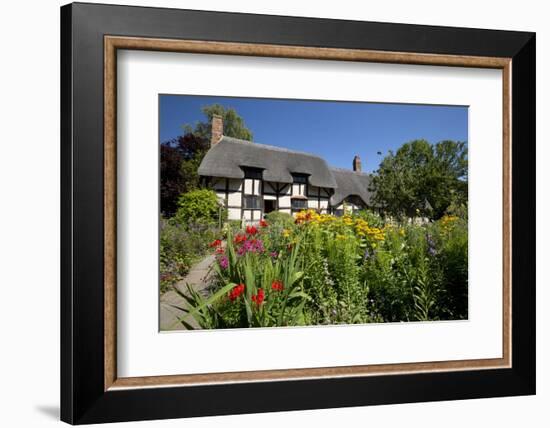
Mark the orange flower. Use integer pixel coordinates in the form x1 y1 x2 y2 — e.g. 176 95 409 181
228 283 245 301
246 225 258 235
234 234 246 244
271 280 284 292
209 239 222 248
251 288 265 306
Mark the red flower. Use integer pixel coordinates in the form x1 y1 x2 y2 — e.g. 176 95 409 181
246 225 258 235
209 239 222 248
259 219 268 228
251 288 265 306
229 283 245 301
215 246 225 254
271 280 284 292
234 234 246 244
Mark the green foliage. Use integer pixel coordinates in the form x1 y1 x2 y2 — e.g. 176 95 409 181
174 188 224 226
370 139 468 219
173 230 310 329
183 104 254 142
159 218 220 293
264 211 295 228
160 133 209 216
164 209 468 328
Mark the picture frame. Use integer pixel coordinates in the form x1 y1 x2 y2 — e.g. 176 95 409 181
60 2 535 424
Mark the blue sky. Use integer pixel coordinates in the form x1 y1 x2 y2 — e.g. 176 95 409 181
159 95 468 173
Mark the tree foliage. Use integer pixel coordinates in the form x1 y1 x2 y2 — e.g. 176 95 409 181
160 133 209 216
183 103 253 142
370 140 468 219
160 104 254 216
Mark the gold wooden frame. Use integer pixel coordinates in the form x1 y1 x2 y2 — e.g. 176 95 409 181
104 36 512 391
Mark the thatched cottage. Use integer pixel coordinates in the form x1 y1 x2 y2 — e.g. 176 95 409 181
198 115 374 222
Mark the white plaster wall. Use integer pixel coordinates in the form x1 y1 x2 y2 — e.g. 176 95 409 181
307 199 319 209
228 191 241 206
227 208 241 220
279 195 291 208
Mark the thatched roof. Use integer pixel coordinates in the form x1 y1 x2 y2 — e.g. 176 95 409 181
198 136 375 206
198 136 338 189
329 167 374 207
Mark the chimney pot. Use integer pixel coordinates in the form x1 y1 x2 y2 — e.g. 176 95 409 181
353 155 362 172
211 114 223 146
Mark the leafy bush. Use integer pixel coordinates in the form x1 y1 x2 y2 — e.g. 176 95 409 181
264 211 295 228
174 188 224 226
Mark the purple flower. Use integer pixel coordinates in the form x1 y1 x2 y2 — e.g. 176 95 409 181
219 255 229 269
363 248 371 261
270 251 279 259
237 239 265 255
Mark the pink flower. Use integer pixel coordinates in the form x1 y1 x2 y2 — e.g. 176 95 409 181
219 256 229 269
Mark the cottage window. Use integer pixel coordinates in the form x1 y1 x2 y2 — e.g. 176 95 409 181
244 195 261 209
291 199 307 210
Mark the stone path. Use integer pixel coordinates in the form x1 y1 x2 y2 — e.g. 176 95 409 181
160 254 216 331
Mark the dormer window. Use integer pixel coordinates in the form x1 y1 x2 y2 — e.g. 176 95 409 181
291 174 308 197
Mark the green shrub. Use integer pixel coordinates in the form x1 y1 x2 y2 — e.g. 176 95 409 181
264 211 295 228
174 188 224 226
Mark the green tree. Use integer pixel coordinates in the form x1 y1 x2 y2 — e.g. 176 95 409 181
370 140 467 219
183 103 253 142
161 104 254 216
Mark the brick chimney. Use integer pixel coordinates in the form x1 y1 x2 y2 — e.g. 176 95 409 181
211 114 223 146
353 155 362 172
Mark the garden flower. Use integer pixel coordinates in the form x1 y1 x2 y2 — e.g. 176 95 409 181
271 280 284 291
234 233 246 244
251 288 265 306
215 246 225 254
246 225 258 235
282 229 291 238
237 238 265 255
259 219 268 228
228 283 245 301
209 239 222 248
218 255 229 269
363 247 371 261
270 251 279 259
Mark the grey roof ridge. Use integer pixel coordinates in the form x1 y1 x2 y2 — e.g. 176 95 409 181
329 166 373 176
220 135 327 161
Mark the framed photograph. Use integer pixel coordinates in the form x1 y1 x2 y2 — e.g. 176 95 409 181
61 2 535 424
